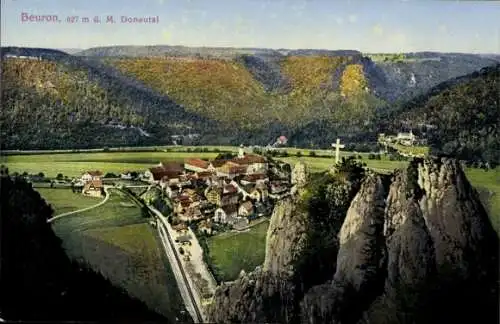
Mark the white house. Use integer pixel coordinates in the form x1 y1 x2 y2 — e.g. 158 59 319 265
238 201 254 217
213 205 238 224
166 184 181 199
120 172 133 180
396 130 417 146
81 171 103 182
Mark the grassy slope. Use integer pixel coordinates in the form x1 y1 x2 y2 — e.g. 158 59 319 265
109 56 369 128
51 188 186 318
208 220 269 281
37 188 102 214
110 57 269 126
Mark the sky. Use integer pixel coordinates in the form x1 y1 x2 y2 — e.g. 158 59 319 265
1 0 499 53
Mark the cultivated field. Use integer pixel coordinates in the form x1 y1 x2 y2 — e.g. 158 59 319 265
37 187 102 215
47 188 187 319
2 151 219 178
208 220 269 282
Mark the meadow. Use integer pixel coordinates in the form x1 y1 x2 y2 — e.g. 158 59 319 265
45 188 187 319
2 151 220 178
37 187 102 215
207 220 270 282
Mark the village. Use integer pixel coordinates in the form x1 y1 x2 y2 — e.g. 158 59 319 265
73 145 291 232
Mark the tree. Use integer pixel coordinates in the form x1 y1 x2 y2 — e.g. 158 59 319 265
56 173 64 180
296 151 303 157
309 151 317 157
38 172 45 178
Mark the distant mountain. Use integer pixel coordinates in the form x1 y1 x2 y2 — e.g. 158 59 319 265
0 46 217 149
58 48 83 55
1 45 498 151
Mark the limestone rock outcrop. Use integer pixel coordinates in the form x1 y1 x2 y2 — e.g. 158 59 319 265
207 158 499 324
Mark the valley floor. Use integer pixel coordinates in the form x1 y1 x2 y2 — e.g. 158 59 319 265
11 146 499 234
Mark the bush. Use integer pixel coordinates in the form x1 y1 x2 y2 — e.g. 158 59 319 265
309 151 317 157
296 151 303 157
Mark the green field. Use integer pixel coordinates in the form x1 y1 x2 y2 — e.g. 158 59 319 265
208 220 269 282
37 188 102 215
2 151 219 178
2 147 363 178
48 188 187 319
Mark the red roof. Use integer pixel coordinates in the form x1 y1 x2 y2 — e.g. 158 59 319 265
231 154 266 165
83 179 103 191
197 171 215 179
149 167 182 181
223 184 238 194
222 204 238 214
210 160 226 168
84 171 103 177
185 158 210 169
159 161 184 171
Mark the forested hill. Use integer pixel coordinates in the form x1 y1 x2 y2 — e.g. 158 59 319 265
0 46 217 149
387 64 499 166
1 46 498 150
0 168 168 322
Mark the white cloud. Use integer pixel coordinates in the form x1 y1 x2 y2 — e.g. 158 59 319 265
158 0 165 4
335 17 344 25
348 14 357 23
438 24 447 34
372 24 384 36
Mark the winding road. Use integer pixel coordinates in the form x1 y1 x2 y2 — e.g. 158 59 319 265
46 186 110 223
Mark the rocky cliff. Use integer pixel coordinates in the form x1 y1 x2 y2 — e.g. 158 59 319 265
206 158 499 324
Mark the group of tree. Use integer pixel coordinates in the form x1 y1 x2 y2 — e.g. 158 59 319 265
387 64 499 167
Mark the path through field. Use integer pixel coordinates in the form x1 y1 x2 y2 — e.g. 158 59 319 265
47 187 111 223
